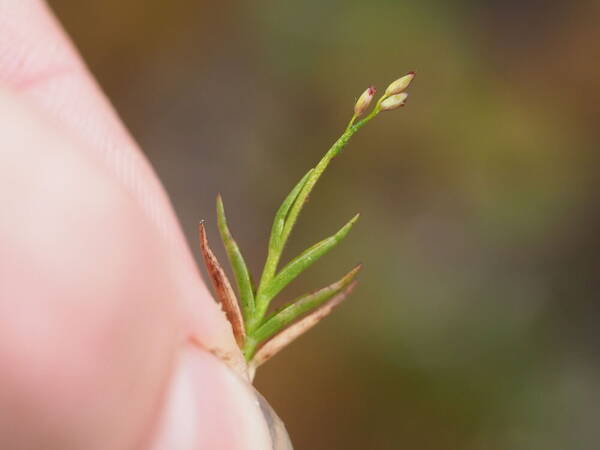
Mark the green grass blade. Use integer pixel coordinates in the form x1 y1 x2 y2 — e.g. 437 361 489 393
216 195 255 317
252 265 361 343
257 213 359 310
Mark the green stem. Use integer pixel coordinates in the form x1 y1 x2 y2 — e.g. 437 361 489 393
256 213 359 315
253 170 313 323
251 109 380 331
243 335 259 360
346 113 358 132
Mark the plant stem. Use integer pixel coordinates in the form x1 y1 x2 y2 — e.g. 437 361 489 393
243 335 259 360
254 170 313 323
246 108 380 341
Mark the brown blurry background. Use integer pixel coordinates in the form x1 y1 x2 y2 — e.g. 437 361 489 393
48 1 600 449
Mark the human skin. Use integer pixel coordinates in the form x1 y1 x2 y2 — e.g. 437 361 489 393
0 1 275 448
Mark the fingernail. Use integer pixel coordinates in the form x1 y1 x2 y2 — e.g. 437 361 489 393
148 345 292 449
253 387 293 450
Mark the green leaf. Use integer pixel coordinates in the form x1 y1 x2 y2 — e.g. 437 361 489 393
270 168 314 250
278 128 355 257
258 169 314 292
248 280 357 364
216 195 255 317
252 264 361 343
257 213 359 310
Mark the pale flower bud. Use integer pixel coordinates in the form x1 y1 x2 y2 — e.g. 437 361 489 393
384 72 415 96
353 86 376 117
380 93 408 111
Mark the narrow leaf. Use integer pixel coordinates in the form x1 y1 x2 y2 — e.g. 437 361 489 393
258 213 359 308
278 129 354 256
257 169 314 295
251 281 357 366
198 222 245 347
216 195 255 317
270 169 314 250
253 264 362 343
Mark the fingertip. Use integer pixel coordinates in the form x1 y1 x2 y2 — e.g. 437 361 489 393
148 346 276 450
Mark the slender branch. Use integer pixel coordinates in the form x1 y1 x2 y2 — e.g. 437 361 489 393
252 113 379 326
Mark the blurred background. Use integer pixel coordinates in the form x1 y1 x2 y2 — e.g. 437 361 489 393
48 1 600 449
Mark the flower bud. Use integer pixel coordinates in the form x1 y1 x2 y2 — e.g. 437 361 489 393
380 93 408 111
384 72 415 96
353 86 376 117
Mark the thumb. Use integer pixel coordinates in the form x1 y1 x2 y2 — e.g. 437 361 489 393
0 86 278 449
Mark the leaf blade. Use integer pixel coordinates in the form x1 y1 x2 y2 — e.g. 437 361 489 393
258 213 360 309
270 168 314 250
251 281 358 366
216 195 255 317
257 169 314 295
253 264 361 343
198 221 246 347
278 129 355 259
